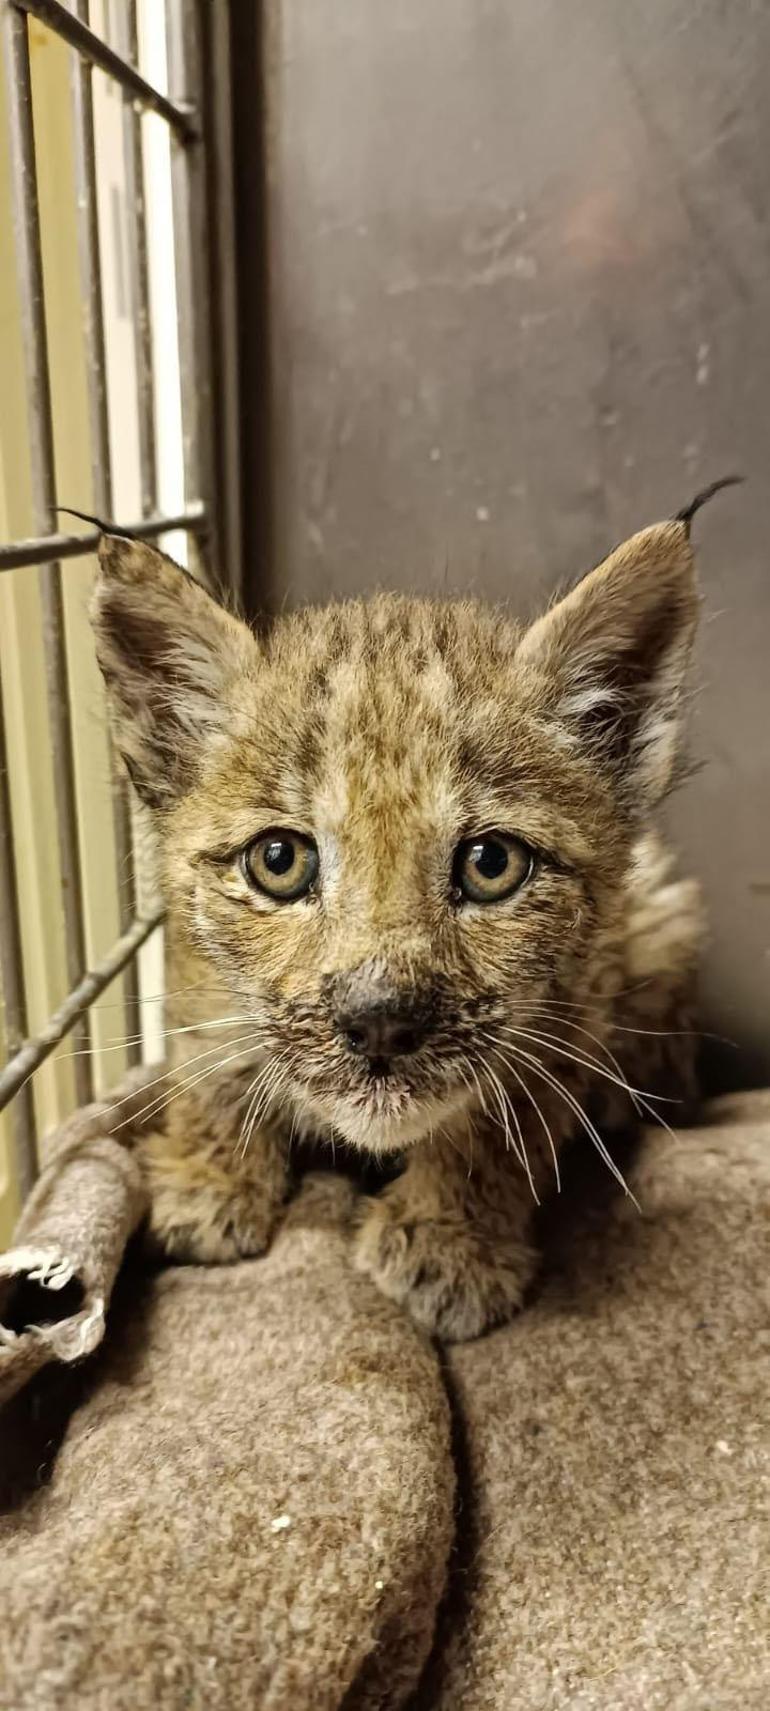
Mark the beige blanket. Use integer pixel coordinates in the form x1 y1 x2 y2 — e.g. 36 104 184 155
1 1090 768 1709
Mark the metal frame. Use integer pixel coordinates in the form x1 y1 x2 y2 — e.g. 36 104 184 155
12 0 197 138
0 0 239 1187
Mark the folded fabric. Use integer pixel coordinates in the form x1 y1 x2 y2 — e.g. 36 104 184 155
1 1091 768 1709
0 1172 454 1711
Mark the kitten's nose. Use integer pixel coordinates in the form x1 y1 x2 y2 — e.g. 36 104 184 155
336 1001 427 1064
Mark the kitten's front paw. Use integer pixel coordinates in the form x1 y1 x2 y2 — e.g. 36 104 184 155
142 1126 290 1266
353 1194 536 1342
148 1180 280 1264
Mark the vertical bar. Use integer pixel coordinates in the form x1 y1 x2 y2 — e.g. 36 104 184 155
71 2 112 520
196 0 243 597
118 1 162 1057
120 0 158 518
2 4 92 1106
0 675 38 1199
226 0 272 619
112 1 167 1059
71 0 141 1066
166 0 221 586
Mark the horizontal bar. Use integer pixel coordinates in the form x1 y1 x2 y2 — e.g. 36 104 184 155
0 501 207 570
11 0 198 140
0 907 165 1113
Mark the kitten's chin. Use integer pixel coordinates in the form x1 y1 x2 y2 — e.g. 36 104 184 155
309 1083 474 1155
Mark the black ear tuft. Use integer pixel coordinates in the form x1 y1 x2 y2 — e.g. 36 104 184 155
56 504 116 533
676 475 743 535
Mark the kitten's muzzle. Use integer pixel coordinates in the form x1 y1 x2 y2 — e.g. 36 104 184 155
326 960 438 1074
336 1000 427 1066
329 963 434 1070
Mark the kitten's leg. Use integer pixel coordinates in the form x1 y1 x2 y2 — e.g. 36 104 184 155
354 1120 549 1342
141 1084 291 1264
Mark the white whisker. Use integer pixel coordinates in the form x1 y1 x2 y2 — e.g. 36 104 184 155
481 1034 561 1193
494 1040 638 1204
111 1038 260 1134
89 980 233 1018
60 1013 265 1060
481 1061 539 1203
491 1054 538 1203
528 1010 645 1117
497 1025 679 1137
238 1048 294 1157
104 1031 260 1121
236 1063 273 1160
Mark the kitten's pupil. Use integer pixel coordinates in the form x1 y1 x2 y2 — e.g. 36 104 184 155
264 839 295 875
472 838 508 880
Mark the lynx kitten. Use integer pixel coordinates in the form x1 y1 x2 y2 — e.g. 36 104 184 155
92 505 708 1340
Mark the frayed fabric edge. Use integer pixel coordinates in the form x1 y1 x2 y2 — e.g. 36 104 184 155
0 1246 106 1405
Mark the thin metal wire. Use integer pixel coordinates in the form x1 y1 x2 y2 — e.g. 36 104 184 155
0 677 38 1196
71 0 140 1065
10 0 198 140
0 906 164 1112
166 0 220 585
2 4 92 1105
0 502 207 571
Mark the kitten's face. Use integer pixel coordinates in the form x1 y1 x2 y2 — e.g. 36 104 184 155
167 600 620 1151
92 523 697 1152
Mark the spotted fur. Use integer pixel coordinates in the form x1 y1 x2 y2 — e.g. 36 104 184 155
91 520 703 1340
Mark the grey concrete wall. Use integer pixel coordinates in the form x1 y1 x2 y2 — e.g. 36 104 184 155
242 0 770 1084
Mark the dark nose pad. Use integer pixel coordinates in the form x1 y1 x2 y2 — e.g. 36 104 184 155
336 1002 427 1064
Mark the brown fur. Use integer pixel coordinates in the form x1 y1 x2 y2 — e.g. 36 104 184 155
90 521 702 1340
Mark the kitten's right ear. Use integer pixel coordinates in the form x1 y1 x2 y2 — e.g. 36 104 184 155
91 534 256 809
516 519 697 809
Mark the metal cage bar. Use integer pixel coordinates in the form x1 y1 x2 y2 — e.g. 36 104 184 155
167 0 220 585
0 904 164 1111
195 2 243 600
121 0 159 524
71 0 140 1064
70 0 113 527
3 3 93 1106
0 683 38 1195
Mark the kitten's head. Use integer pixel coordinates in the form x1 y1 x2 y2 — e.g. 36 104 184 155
92 518 697 1151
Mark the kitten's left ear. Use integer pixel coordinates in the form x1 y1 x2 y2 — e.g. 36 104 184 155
91 533 256 809
517 519 697 808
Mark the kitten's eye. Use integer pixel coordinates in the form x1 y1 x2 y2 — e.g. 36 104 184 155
454 832 533 904
243 830 319 901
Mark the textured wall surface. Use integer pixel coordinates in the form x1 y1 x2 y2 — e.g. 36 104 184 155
247 0 770 1081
